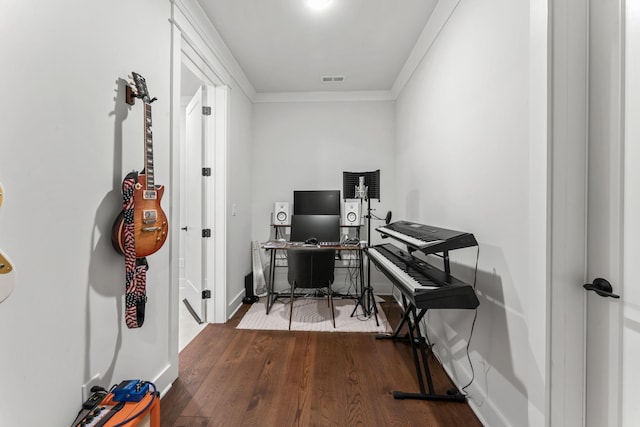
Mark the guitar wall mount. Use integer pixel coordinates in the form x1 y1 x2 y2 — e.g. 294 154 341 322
126 74 157 106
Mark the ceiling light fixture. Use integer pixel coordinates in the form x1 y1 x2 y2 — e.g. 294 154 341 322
306 0 333 12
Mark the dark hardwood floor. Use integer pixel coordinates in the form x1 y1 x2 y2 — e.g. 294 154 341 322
161 298 483 427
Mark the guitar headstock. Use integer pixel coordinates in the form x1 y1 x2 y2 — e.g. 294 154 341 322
126 72 157 105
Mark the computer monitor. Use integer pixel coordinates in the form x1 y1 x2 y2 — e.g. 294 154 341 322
293 190 341 215
290 215 341 243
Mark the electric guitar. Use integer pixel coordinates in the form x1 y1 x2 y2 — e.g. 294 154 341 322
0 183 16 302
111 72 168 257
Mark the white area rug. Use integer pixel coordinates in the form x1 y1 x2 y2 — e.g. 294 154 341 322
237 298 392 333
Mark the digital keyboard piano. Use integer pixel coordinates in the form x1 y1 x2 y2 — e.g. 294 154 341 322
366 243 478 310
367 220 479 402
376 220 477 254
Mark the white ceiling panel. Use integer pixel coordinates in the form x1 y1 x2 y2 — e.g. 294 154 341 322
196 0 438 93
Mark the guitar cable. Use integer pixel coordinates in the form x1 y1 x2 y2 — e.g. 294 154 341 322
461 245 480 395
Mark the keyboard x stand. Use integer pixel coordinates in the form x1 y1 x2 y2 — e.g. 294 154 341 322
376 294 466 402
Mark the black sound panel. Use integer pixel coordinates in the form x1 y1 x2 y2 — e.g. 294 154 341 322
343 170 380 200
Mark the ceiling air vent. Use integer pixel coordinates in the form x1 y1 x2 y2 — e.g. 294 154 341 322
321 76 345 83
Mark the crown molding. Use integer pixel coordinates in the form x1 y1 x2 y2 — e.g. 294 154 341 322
173 0 457 104
391 0 461 99
253 90 395 103
172 0 256 100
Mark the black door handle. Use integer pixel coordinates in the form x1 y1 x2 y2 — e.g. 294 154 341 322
583 278 620 299
181 226 188 231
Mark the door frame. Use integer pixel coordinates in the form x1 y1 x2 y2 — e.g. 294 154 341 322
169 6 229 366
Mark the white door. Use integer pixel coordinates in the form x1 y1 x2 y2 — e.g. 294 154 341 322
549 1 631 425
182 87 205 322
620 6 640 424
584 1 636 425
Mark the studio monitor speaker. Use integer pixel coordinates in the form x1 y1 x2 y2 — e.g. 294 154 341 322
273 202 290 225
343 201 362 226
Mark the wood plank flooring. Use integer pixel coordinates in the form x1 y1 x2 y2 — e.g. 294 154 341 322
161 298 483 427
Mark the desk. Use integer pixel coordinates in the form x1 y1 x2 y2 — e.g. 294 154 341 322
261 241 365 314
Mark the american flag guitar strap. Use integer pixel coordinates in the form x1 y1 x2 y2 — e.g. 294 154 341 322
122 172 148 328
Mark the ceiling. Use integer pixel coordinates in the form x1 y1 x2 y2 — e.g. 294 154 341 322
196 0 438 94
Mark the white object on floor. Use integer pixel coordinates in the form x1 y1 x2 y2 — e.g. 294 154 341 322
237 298 391 333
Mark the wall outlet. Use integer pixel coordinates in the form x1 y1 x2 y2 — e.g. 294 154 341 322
82 373 102 401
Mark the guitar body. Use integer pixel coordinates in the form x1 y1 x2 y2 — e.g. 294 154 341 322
111 173 168 258
0 182 15 302
112 72 168 259
0 248 16 303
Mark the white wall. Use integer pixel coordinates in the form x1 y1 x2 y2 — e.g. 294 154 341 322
0 1 174 425
227 87 254 311
251 100 396 294
395 1 546 426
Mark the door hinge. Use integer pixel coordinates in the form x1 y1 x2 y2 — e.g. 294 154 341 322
202 228 211 238
202 106 212 116
202 289 211 299
202 167 211 177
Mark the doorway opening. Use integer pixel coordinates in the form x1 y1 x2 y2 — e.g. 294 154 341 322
178 62 209 351
170 10 229 361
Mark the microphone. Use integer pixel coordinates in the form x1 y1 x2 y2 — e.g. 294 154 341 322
355 176 368 199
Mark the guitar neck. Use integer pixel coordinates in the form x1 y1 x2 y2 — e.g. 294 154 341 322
144 102 154 190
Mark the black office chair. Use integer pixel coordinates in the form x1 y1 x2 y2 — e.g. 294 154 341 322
286 248 336 330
